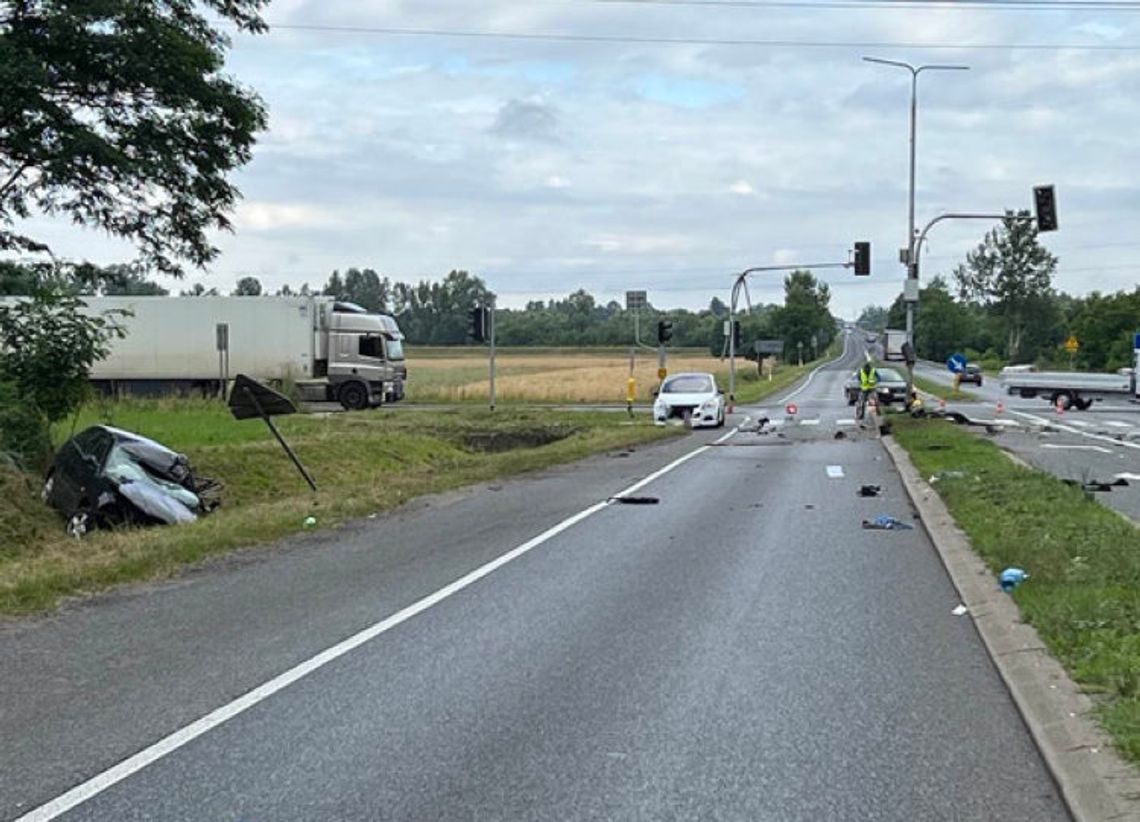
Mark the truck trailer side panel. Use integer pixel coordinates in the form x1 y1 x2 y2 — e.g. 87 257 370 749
81 297 317 381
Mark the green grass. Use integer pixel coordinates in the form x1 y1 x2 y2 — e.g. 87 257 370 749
3 404 683 616
913 375 980 403
892 416 1140 763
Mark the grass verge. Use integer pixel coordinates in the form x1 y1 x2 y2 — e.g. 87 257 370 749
913 375 980 403
3 406 682 616
891 416 1140 763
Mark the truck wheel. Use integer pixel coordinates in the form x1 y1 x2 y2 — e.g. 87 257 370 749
338 382 369 411
1075 398 1093 411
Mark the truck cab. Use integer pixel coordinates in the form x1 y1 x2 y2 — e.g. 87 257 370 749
321 302 407 409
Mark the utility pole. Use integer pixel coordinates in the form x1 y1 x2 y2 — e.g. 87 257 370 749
863 57 968 401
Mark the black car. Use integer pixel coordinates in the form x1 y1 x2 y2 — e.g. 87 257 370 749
959 363 984 386
42 426 218 537
844 367 908 406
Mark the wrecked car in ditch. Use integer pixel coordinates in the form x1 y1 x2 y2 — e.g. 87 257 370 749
42 425 219 537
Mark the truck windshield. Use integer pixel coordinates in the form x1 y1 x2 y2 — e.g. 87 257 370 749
385 338 405 360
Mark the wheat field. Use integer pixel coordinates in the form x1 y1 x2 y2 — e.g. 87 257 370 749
404 349 773 403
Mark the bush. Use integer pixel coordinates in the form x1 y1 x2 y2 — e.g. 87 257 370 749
0 380 52 471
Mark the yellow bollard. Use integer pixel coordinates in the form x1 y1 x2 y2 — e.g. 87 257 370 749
626 376 636 418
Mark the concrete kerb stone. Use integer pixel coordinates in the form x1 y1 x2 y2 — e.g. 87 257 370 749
881 435 1140 822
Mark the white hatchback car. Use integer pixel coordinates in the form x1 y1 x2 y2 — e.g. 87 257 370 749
653 372 726 428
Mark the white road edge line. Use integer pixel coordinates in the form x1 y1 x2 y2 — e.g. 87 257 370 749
16 437 730 822
1041 444 1113 454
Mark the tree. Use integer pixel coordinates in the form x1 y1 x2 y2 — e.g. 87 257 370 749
856 305 889 331
0 289 126 424
233 276 262 296
771 270 836 359
181 283 219 296
913 277 972 362
954 211 1058 361
0 1 268 276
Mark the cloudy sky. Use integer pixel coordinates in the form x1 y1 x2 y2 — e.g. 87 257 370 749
27 0 1140 317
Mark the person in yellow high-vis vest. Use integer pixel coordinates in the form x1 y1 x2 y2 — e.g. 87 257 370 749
857 358 878 421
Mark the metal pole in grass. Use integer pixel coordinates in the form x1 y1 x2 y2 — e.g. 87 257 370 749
489 301 496 412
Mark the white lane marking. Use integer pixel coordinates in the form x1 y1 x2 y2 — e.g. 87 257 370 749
826 465 845 478
1042 444 1112 454
1010 409 1140 452
16 442 721 822
799 419 821 426
778 336 852 404
714 416 749 445
1115 473 1140 481
1104 421 1133 429
837 419 856 427
1066 419 1092 428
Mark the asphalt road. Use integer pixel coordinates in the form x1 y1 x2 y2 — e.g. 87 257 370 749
2 333 1071 821
913 361 1140 522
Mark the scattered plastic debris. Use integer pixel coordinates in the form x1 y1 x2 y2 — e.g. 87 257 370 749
303 516 317 528
834 430 847 440
861 515 914 530
610 496 660 505
929 470 968 484
999 567 1029 592
857 484 883 497
826 465 845 479
951 604 969 616
1062 478 1129 493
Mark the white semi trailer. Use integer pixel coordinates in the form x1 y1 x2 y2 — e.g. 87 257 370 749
75 296 407 410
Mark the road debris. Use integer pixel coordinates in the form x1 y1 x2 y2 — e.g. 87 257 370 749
951 604 969 616
1062 477 1129 493
826 465 845 479
303 516 317 528
999 567 1029 592
834 430 847 440
929 470 968 483
857 484 882 497
610 496 660 505
861 515 914 530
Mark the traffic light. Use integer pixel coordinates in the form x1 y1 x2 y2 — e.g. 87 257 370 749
468 306 488 342
657 319 673 345
1033 185 1058 232
853 241 871 276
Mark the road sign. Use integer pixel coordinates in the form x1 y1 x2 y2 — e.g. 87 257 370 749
657 367 667 379
625 290 647 312
754 339 783 355
1064 335 1079 354
947 353 966 374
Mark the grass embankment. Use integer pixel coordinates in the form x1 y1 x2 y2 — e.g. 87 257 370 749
404 348 827 405
913 375 980 403
1 402 682 616
892 416 1140 763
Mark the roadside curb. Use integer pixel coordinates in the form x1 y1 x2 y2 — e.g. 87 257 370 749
881 435 1140 822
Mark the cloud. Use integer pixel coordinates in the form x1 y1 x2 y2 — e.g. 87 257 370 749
18 0 1140 318
491 99 561 142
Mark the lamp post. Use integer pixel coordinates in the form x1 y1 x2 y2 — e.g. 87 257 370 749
863 57 968 398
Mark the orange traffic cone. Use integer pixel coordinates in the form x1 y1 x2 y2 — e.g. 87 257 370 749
1055 396 1065 416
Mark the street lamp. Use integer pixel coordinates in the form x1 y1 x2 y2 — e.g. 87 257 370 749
863 56 968 398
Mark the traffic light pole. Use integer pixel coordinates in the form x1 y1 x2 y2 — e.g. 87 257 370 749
489 300 496 411
727 261 853 404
